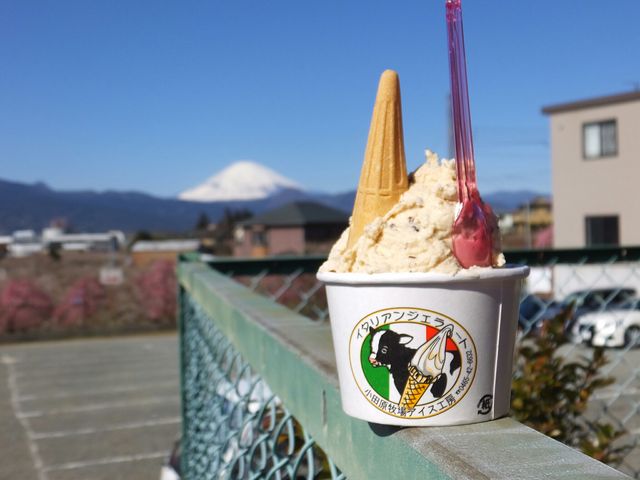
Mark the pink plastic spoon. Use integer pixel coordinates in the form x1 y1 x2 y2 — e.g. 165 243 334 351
446 0 496 268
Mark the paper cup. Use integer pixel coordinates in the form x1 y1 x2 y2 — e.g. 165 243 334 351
317 266 529 426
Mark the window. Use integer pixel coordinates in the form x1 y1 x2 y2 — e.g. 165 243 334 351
583 120 617 158
252 230 267 247
585 215 619 246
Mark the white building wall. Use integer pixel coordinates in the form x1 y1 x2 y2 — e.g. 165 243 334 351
549 98 640 248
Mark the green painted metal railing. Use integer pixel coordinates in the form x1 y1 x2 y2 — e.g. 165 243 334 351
178 257 633 479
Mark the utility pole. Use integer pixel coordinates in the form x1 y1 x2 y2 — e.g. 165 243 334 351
525 201 532 249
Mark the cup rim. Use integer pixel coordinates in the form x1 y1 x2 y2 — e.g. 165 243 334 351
317 264 529 285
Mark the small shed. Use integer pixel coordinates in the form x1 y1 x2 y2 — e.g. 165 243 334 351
130 239 200 267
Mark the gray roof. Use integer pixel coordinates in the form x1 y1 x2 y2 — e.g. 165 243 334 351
241 201 348 227
542 90 640 115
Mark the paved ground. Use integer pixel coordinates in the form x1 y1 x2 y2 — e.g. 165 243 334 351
0 334 180 480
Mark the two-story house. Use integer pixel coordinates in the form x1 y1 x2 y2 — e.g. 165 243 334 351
234 201 348 257
543 91 640 248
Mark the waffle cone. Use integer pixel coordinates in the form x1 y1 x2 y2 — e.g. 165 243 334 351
348 70 409 248
399 365 434 411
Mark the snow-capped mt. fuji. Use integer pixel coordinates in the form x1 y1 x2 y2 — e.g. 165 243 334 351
179 161 303 202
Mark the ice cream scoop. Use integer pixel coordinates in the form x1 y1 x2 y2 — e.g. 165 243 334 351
319 151 506 275
446 0 497 268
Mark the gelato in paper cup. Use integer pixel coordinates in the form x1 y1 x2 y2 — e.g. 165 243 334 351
317 70 528 426
318 267 529 426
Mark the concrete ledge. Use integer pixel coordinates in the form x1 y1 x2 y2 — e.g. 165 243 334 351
178 262 630 479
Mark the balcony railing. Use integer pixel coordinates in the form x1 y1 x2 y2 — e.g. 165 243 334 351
177 248 639 479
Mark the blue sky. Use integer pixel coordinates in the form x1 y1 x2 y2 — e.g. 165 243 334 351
1 1 639 197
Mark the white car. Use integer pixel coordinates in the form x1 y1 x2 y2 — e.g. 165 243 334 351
570 307 640 348
159 439 180 480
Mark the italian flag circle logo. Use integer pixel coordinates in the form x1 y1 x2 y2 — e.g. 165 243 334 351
349 307 476 419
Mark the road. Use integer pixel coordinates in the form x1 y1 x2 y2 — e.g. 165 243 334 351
0 334 180 480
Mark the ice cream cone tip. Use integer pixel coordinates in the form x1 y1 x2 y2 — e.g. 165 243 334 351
377 70 400 100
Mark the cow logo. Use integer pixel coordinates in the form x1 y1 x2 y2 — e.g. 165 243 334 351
349 307 476 419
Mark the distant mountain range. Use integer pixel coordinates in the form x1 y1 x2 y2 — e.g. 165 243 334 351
1 162 547 234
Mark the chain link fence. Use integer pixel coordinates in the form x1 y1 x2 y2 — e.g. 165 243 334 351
192 247 640 478
181 290 345 479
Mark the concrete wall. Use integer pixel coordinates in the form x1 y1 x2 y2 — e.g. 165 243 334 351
549 99 640 247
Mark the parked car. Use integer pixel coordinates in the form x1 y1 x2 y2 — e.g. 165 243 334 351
160 376 274 479
518 294 560 334
567 302 640 348
159 440 181 480
562 288 637 341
